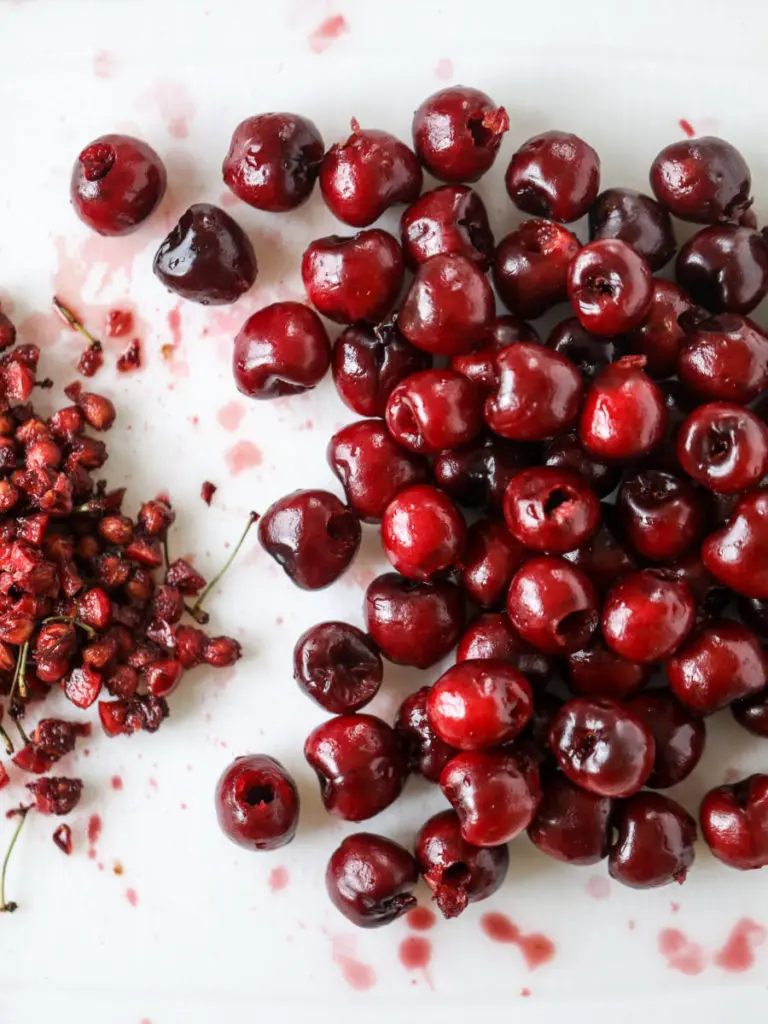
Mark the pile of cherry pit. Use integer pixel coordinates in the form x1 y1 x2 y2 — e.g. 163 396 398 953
62 84 768 929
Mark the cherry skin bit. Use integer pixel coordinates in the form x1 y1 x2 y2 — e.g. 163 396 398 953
215 754 299 851
412 85 509 183
503 466 600 555
381 484 466 580
293 621 382 714
608 792 697 889
505 130 600 223
602 569 695 663
700 775 768 870
326 832 418 928
528 772 613 865
365 573 464 669
233 301 331 399
401 184 494 269
567 239 653 336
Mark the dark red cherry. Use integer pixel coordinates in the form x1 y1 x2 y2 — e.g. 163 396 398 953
702 489 768 598
331 322 430 417
400 185 494 269
567 239 653 336
71 133 167 236
543 432 621 498
677 313 768 404
677 402 768 494
395 687 457 783
528 772 613 865
618 280 694 379
153 203 257 305
381 484 466 579
326 833 418 927
666 620 768 714
588 188 676 271
507 556 599 655
301 230 403 324
492 219 581 320
676 225 768 314
626 691 706 789
215 754 299 851
433 433 532 510
503 466 600 555
412 85 508 183
385 369 483 454
609 792 697 889
700 775 768 870
233 301 330 399
505 131 600 223
458 518 527 608
579 356 667 461
732 689 768 738
365 573 464 669
617 470 704 562
546 318 614 382
564 516 638 595
222 113 324 212
451 315 540 393
456 612 555 691
650 136 752 224
521 693 565 765
602 569 695 663
567 640 650 700
293 621 382 713
667 550 729 622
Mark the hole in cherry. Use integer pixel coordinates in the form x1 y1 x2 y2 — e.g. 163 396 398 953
244 784 274 807
705 424 736 463
590 277 615 298
442 861 470 886
544 487 572 516
467 116 493 148
326 510 359 544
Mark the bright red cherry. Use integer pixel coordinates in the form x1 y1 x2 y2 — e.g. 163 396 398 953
452 315 540 392
505 131 600 223
215 754 299 851
458 518 527 608
233 301 331 399
618 280 694 378
567 239 653 336
579 356 667 461
626 691 707 789
650 136 752 224
700 775 768 870
293 621 382 713
301 230 403 324
331 322 430 417
456 612 555 690
365 573 464 669
602 569 695 663
492 219 581 319
677 313 768 404
617 470 704 562
412 86 509 183
507 556 599 655
326 833 418 928
503 467 600 555
381 484 466 579
666 620 768 714
588 188 676 270
609 792 697 889
401 185 494 269
396 687 457 783
702 489 768 597
676 402 768 494
385 369 483 454
528 772 613 865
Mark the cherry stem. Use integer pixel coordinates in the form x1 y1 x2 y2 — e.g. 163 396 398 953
9 641 30 702
188 512 259 625
11 713 29 747
0 805 29 913
0 722 13 757
52 297 101 350
43 615 96 638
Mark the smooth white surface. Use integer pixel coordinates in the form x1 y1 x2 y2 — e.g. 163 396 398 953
0 1 767 1021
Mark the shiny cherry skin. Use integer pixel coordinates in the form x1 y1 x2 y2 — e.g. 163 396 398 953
702 489 768 597
327 419 429 523
617 470 704 562
676 225 768 314
588 187 676 271
331 322 430 417
492 219 581 320
732 689 768 738
528 772 613 865
626 691 706 789
395 687 457 783
457 612 555 690
677 313 768 404
215 754 299 851
650 136 752 224
412 85 508 183
326 833 418 928
543 432 621 498
416 809 508 919
667 550 729 622
293 621 382 713
700 775 768 870
401 185 494 270
320 119 422 226
666 620 768 714
547 318 614 382
602 569 695 663
579 356 667 461
505 131 600 223
365 573 464 669
567 640 650 700
458 518 527 608
398 254 494 356
503 466 600 555
434 433 532 510
385 369 483 454
381 484 466 580
427 659 533 751
452 315 540 393
440 749 541 846
301 230 403 325
258 489 361 590
549 697 655 798
609 792 697 889
564 516 638 595
677 403 768 494
485 342 583 442
222 113 324 211
568 239 653 336
71 133 167 236
507 556 599 655
233 301 331 399
304 713 406 821
153 203 257 305
618 280 694 379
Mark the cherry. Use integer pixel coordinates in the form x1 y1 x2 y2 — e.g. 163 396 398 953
433 433 531 509
702 489 768 597
326 833 418 928
70 134 167 236
381 484 466 579
667 550 729 622
626 691 706 789
549 697 655 798
365 573 464 668
222 113 324 211
579 356 667 461
153 203 257 305
301 230 403 325
320 120 422 226
412 85 508 183
258 490 361 590
416 809 508 919
528 773 613 865
440 749 541 846
676 225 768 314
492 219 581 319
452 315 541 393
401 185 494 269
327 419 429 523
456 612 555 690
700 775 768 870
676 403 768 494
507 555 599 655
304 713 407 821
650 136 752 224
609 792 697 889
385 369 483 454
543 432 621 498
677 314 768 404
568 239 653 336
215 754 299 851
602 569 695 662
503 466 600 555
547 318 614 382
617 470 704 562
567 640 650 700
457 518 527 608
505 131 600 223
331 322 430 417
293 621 382 713
618 280 694 379
233 301 331 399
737 596 768 638
398 254 494 356
588 188 676 270
732 689 768 738
484 342 583 442
427 659 533 751
395 687 457 782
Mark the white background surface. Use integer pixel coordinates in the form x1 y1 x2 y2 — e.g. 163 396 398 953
0 1 767 1021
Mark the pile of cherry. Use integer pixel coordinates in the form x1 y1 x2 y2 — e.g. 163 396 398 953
68 85 768 929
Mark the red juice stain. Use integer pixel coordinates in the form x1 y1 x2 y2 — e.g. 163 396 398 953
308 13 349 53
521 988 532 998
87 813 102 846
168 306 182 349
586 875 611 899
225 440 262 476
714 918 767 973
149 777 158 790
671 902 680 914
658 928 707 975
220 190 239 208
111 775 123 791
331 936 376 991
481 913 555 970
93 50 116 79
399 936 432 971
268 866 289 892
126 887 139 907
407 906 436 931
435 58 453 80
679 118 696 137
481 912 520 944
629 920 636 931
217 401 245 432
